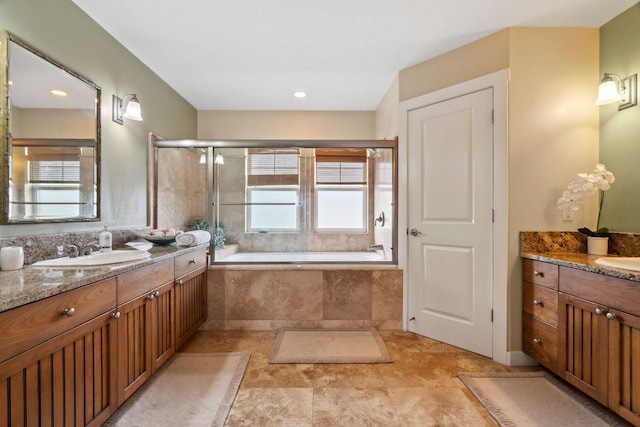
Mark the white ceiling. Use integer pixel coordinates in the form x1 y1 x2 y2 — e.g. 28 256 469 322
72 0 638 111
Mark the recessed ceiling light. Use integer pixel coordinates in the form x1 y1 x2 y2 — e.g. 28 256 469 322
293 91 306 98
50 89 67 96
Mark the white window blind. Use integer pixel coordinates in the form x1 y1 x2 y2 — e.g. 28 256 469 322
28 161 80 183
315 149 367 185
247 148 299 186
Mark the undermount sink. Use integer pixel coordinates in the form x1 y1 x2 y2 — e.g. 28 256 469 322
33 250 151 267
595 257 640 272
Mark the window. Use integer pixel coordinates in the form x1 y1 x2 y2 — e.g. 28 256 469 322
315 149 367 232
246 148 300 231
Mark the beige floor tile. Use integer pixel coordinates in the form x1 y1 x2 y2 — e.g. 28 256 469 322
179 330 266 353
242 353 315 388
225 388 313 426
388 386 498 426
312 387 400 426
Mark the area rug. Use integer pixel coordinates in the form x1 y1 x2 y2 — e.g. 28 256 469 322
104 352 250 427
268 328 392 364
458 371 629 427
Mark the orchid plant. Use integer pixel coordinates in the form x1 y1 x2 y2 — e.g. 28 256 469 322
557 163 615 237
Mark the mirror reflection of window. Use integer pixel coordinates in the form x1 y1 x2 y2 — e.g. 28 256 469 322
2 32 101 223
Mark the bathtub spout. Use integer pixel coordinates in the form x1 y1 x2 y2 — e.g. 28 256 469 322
368 244 384 251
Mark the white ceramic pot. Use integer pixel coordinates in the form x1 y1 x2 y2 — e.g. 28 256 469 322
587 236 609 256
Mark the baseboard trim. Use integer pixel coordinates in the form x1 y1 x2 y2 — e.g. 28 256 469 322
507 351 538 367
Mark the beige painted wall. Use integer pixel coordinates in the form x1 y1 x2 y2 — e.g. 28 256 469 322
399 29 510 103
0 0 197 237
394 27 599 352
375 76 399 140
198 110 375 140
507 27 599 351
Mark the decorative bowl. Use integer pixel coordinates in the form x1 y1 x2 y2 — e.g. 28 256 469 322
141 235 176 246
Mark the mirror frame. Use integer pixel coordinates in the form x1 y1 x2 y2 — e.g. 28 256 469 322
0 30 102 224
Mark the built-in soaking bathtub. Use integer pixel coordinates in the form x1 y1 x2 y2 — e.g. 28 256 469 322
215 250 385 263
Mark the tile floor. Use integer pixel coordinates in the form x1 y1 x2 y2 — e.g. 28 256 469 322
179 329 535 426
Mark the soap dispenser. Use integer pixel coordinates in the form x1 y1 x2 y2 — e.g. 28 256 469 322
99 225 112 252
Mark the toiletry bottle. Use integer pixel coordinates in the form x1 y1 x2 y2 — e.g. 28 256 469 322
99 226 112 252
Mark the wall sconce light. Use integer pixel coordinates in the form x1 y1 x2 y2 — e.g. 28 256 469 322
199 149 207 165
214 153 225 165
112 93 143 124
595 73 637 110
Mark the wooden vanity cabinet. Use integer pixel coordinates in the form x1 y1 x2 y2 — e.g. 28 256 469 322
524 259 640 425
559 266 640 425
522 259 560 374
0 278 118 426
116 259 175 405
557 292 609 405
174 249 208 349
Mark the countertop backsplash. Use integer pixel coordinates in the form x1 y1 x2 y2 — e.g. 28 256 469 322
0 228 150 266
521 231 640 257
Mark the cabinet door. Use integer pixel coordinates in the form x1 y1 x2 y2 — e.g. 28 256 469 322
558 293 609 405
608 308 640 425
175 266 207 349
0 311 118 427
117 292 153 406
150 281 175 371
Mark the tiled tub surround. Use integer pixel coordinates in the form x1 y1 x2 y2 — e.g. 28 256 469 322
204 267 403 331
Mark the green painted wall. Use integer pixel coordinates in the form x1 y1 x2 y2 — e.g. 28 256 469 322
599 4 640 233
0 0 197 236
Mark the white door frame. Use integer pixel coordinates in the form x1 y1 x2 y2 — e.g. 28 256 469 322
398 69 510 365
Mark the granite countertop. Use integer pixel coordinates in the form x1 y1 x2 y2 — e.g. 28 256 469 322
0 244 208 313
521 251 640 283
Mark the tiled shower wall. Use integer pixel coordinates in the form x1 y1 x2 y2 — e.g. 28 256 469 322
203 267 403 330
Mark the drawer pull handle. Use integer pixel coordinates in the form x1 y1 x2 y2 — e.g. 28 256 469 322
176 279 184 286
606 312 617 320
533 271 544 277
147 291 160 300
112 311 121 319
189 259 197 264
595 308 605 315
533 299 543 306
63 307 75 317
533 338 541 345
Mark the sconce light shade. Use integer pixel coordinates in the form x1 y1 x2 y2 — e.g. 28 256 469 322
595 76 621 105
595 73 638 110
214 153 225 165
112 93 143 124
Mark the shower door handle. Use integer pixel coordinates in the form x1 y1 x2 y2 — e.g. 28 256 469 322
409 228 422 237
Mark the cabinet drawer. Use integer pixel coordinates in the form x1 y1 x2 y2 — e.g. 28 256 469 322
523 314 558 370
118 259 174 305
0 278 116 363
559 266 640 316
175 249 207 278
523 259 558 289
523 282 558 327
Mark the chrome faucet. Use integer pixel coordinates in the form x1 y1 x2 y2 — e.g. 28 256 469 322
66 244 79 258
368 244 384 251
80 242 101 256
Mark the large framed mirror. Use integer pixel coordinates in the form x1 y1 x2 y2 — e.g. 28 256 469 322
0 31 101 224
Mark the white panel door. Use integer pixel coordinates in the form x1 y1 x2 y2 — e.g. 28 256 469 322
407 88 493 357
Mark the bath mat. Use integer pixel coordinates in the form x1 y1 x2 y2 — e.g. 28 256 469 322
458 371 629 427
104 352 250 427
269 328 392 364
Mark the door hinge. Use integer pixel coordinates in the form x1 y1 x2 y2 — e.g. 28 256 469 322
491 209 495 223
491 309 494 322
491 109 494 124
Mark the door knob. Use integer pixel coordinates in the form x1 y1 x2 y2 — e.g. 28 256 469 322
409 228 422 237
